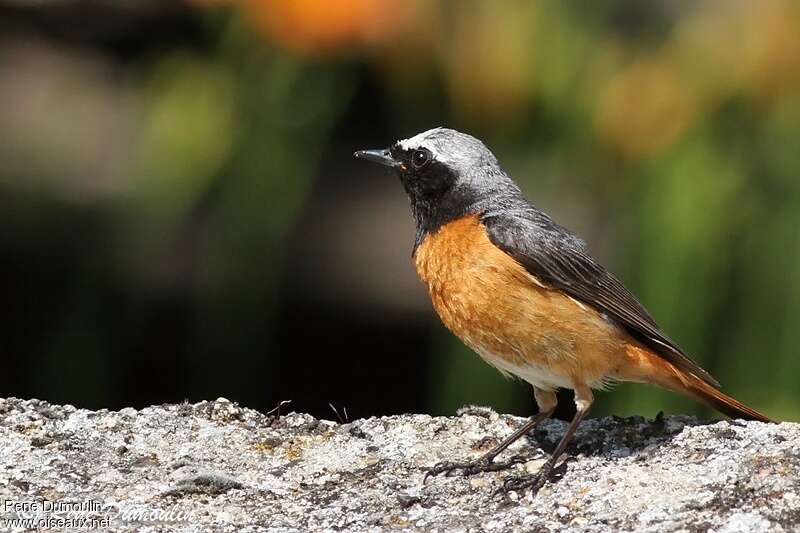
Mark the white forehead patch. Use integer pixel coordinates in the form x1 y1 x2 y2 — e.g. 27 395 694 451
396 127 443 152
394 127 496 171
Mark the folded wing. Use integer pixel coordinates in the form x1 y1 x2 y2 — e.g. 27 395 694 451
483 212 719 387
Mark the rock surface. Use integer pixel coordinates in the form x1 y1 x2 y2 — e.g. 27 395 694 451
0 397 798 532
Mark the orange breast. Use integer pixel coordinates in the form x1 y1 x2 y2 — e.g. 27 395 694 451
414 215 636 390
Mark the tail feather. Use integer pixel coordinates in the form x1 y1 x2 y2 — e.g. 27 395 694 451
680 376 771 423
624 344 772 422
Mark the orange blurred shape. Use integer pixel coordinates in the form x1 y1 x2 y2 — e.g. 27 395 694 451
244 0 416 54
595 58 696 161
739 0 800 104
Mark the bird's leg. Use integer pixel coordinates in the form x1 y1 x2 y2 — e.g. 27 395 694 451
425 388 556 481
497 385 593 497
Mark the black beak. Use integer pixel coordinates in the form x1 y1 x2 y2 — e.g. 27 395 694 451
353 148 398 168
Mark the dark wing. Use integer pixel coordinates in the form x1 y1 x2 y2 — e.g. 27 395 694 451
483 212 719 387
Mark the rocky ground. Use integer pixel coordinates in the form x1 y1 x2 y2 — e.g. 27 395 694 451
0 397 798 532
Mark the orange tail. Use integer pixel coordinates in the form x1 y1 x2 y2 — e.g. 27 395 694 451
678 376 771 422
625 345 772 422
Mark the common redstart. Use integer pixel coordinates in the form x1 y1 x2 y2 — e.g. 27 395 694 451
354 128 770 495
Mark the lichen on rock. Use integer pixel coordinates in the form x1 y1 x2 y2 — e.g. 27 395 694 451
0 397 798 532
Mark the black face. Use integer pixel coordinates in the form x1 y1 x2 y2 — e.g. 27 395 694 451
388 143 457 201
354 128 525 248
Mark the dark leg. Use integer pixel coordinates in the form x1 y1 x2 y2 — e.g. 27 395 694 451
497 385 593 497
425 388 557 481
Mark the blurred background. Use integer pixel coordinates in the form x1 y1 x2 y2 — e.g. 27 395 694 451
1 0 799 422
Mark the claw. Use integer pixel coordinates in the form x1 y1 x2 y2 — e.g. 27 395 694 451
494 472 548 498
494 458 559 498
424 455 526 483
424 458 489 482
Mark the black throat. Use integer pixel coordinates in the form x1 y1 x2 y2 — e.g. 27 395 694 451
404 167 528 253
408 189 469 251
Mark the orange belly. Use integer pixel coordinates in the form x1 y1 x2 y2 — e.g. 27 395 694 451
414 215 638 390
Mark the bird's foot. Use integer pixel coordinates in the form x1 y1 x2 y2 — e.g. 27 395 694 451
424 455 525 482
494 471 548 498
494 457 569 498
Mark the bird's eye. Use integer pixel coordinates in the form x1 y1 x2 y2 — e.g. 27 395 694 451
412 148 432 169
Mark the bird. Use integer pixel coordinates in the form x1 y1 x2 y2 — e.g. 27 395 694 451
353 127 771 496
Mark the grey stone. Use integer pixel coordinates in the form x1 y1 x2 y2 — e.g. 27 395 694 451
0 397 798 532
